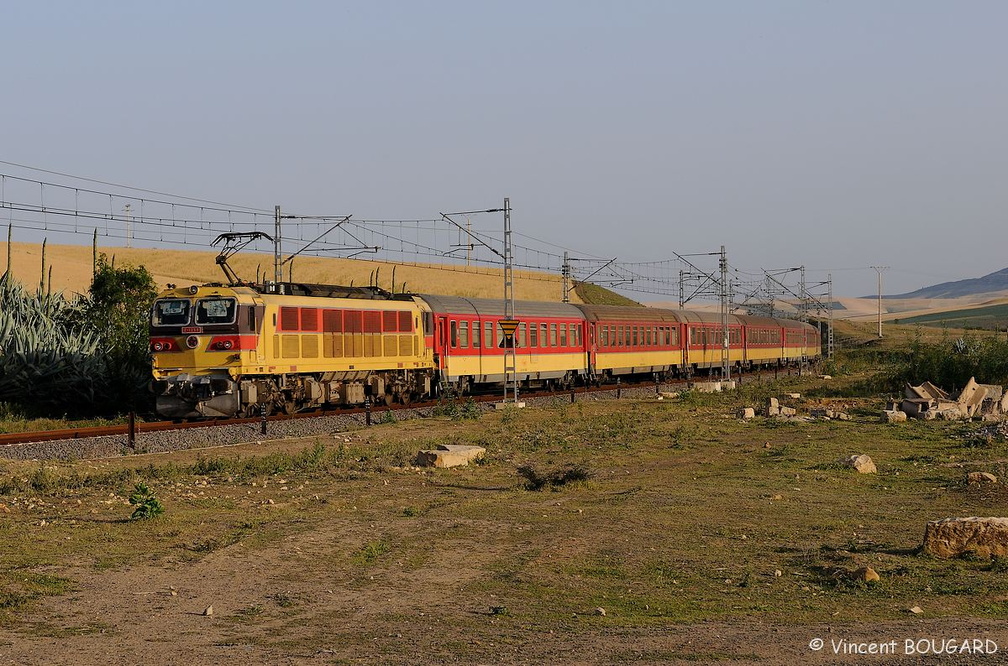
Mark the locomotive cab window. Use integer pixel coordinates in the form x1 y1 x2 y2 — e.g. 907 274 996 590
152 299 191 327
195 298 237 325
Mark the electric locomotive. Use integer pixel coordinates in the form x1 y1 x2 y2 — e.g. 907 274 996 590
150 282 434 418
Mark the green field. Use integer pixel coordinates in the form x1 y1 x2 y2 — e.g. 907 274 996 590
896 303 1008 331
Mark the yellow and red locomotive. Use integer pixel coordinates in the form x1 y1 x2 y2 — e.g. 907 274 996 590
150 282 433 418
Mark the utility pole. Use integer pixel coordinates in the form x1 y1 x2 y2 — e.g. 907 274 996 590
274 205 282 291
123 203 132 248
827 273 834 359
562 251 570 303
871 266 888 338
719 245 730 381
503 198 517 403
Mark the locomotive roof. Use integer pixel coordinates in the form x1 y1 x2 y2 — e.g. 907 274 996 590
417 294 585 319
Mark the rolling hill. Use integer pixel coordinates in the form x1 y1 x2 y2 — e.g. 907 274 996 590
887 267 1008 300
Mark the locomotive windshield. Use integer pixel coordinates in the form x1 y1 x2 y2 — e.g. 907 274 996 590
195 297 237 325
152 299 191 326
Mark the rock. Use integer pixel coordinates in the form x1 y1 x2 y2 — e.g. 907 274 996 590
924 517 1008 558
837 412 851 421
693 381 722 393
810 408 828 418
766 406 780 417
416 445 486 468
737 407 755 420
779 406 797 417
785 393 801 399
967 472 998 485
595 607 606 616
774 569 782 578
771 494 783 500
820 375 832 380
843 454 877 474
853 566 880 583
203 605 214 616
766 397 780 412
908 606 924 614
881 410 907 423
763 442 772 449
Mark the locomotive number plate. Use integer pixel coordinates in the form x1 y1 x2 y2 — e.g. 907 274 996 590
181 326 203 334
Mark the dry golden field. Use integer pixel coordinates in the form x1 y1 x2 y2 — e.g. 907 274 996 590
1 241 579 303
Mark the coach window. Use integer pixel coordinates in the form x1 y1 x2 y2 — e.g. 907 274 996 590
540 323 549 348
459 320 470 348
529 322 538 348
518 323 527 348
450 320 459 348
572 324 580 347
559 323 567 347
485 321 494 349
472 321 480 348
549 323 557 347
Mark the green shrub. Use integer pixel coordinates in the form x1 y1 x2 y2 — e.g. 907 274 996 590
128 482 164 520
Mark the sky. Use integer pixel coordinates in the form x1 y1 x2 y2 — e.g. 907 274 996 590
2 1 1006 299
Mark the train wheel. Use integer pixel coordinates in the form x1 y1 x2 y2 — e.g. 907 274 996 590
400 392 412 406
283 400 298 415
384 392 394 407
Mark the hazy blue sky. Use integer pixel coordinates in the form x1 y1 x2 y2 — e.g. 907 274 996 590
2 1 1005 298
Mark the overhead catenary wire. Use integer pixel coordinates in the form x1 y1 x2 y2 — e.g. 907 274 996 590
0 163 820 303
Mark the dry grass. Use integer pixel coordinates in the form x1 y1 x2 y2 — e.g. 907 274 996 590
3 377 1008 661
1 241 578 302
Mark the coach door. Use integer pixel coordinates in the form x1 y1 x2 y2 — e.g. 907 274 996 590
588 323 597 375
437 316 450 369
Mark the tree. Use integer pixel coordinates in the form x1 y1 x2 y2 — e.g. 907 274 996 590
87 255 158 411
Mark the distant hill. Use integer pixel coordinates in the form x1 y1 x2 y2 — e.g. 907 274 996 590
887 267 1008 299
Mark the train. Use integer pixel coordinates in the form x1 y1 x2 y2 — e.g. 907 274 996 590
149 281 821 419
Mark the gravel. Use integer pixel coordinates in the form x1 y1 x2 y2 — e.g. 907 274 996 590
0 383 671 462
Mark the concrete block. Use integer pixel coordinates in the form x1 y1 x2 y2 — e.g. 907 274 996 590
416 445 486 468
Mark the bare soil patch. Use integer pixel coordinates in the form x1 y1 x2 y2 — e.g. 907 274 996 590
3 383 1008 664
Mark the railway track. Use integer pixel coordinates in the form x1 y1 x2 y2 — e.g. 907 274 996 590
0 368 808 459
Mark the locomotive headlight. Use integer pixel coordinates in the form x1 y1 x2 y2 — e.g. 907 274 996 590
152 342 165 352
188 285 199 295
222 340 233 349
185 335 200 349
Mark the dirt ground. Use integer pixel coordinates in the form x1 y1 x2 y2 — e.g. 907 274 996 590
4 397 1008 664
3 548 1007 666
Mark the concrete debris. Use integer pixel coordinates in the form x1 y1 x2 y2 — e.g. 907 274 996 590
737 407 755 420
967 471 998 485
852 566 880 583
810 408 851 421
889 377 1008 422
881 410 908 423
416 445 486 468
